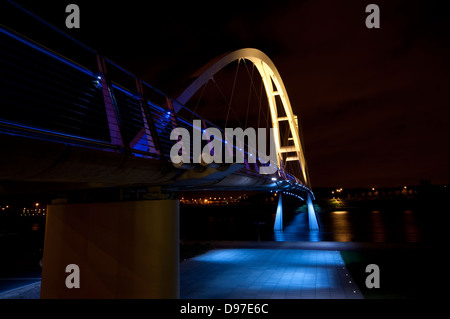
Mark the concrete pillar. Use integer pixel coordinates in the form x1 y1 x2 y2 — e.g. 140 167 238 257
40 200 179 299
273 193 283 231
307 193 319 230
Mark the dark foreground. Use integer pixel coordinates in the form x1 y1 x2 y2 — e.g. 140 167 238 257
0 194 445 299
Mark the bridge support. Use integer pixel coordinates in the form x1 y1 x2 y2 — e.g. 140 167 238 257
273 193 283 231
307 193 319 230
40 200 179 299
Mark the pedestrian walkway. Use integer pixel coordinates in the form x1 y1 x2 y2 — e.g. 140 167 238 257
1 242 368 299
0 281 40 299
180 248 363 299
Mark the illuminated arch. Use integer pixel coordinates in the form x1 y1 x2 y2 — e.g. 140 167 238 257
176 48 310 186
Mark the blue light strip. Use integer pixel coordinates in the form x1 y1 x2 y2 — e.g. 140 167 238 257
147 101 166 113
111 83 138 99
0 119 114 148
104 57 138 79
176 117 195 128
0 26 94 77
2 4 304 185
141 77 169 98
7 0 96 54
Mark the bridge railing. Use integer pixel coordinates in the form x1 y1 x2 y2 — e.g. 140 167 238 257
0 24 191 158
0 26 113 149
1 11 303 186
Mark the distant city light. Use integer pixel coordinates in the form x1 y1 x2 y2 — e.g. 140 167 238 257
179 195 247 206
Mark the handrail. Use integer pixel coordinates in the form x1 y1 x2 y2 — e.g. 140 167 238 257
1 3 307 188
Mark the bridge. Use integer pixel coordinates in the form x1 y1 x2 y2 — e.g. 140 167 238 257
1 3 319 298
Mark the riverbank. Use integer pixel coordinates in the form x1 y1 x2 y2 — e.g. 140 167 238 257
341 244 436 299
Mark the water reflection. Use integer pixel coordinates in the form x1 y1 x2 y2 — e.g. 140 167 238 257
308 230 320 242
330 211 352 242
370 211 386 242
403 210 420 243
274 207 425 243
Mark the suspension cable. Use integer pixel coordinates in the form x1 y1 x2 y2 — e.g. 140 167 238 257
211 77 244 128
244 62 254 129
242 59 270 130
224 58 241 128
190 80 208 120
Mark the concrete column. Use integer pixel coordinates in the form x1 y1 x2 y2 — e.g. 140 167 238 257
40 200 179 299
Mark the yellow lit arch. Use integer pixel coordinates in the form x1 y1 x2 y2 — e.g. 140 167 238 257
176 48 310 186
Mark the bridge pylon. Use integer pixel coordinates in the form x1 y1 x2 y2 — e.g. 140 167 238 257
307 193 319 230
40 199 179 298
273 193 283 231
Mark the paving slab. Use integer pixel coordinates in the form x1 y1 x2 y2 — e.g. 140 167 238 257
180 248 363 299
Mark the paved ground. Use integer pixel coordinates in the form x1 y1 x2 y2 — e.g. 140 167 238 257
0 242 367 299
0 281 40 299
180 247 362 299
0 269 41 294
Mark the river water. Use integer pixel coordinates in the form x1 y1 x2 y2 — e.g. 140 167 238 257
275 205 428 243
181 198 439 243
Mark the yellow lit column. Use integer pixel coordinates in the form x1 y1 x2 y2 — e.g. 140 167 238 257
40 200 179 299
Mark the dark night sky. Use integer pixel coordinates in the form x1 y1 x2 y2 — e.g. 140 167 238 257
6 0 449 188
